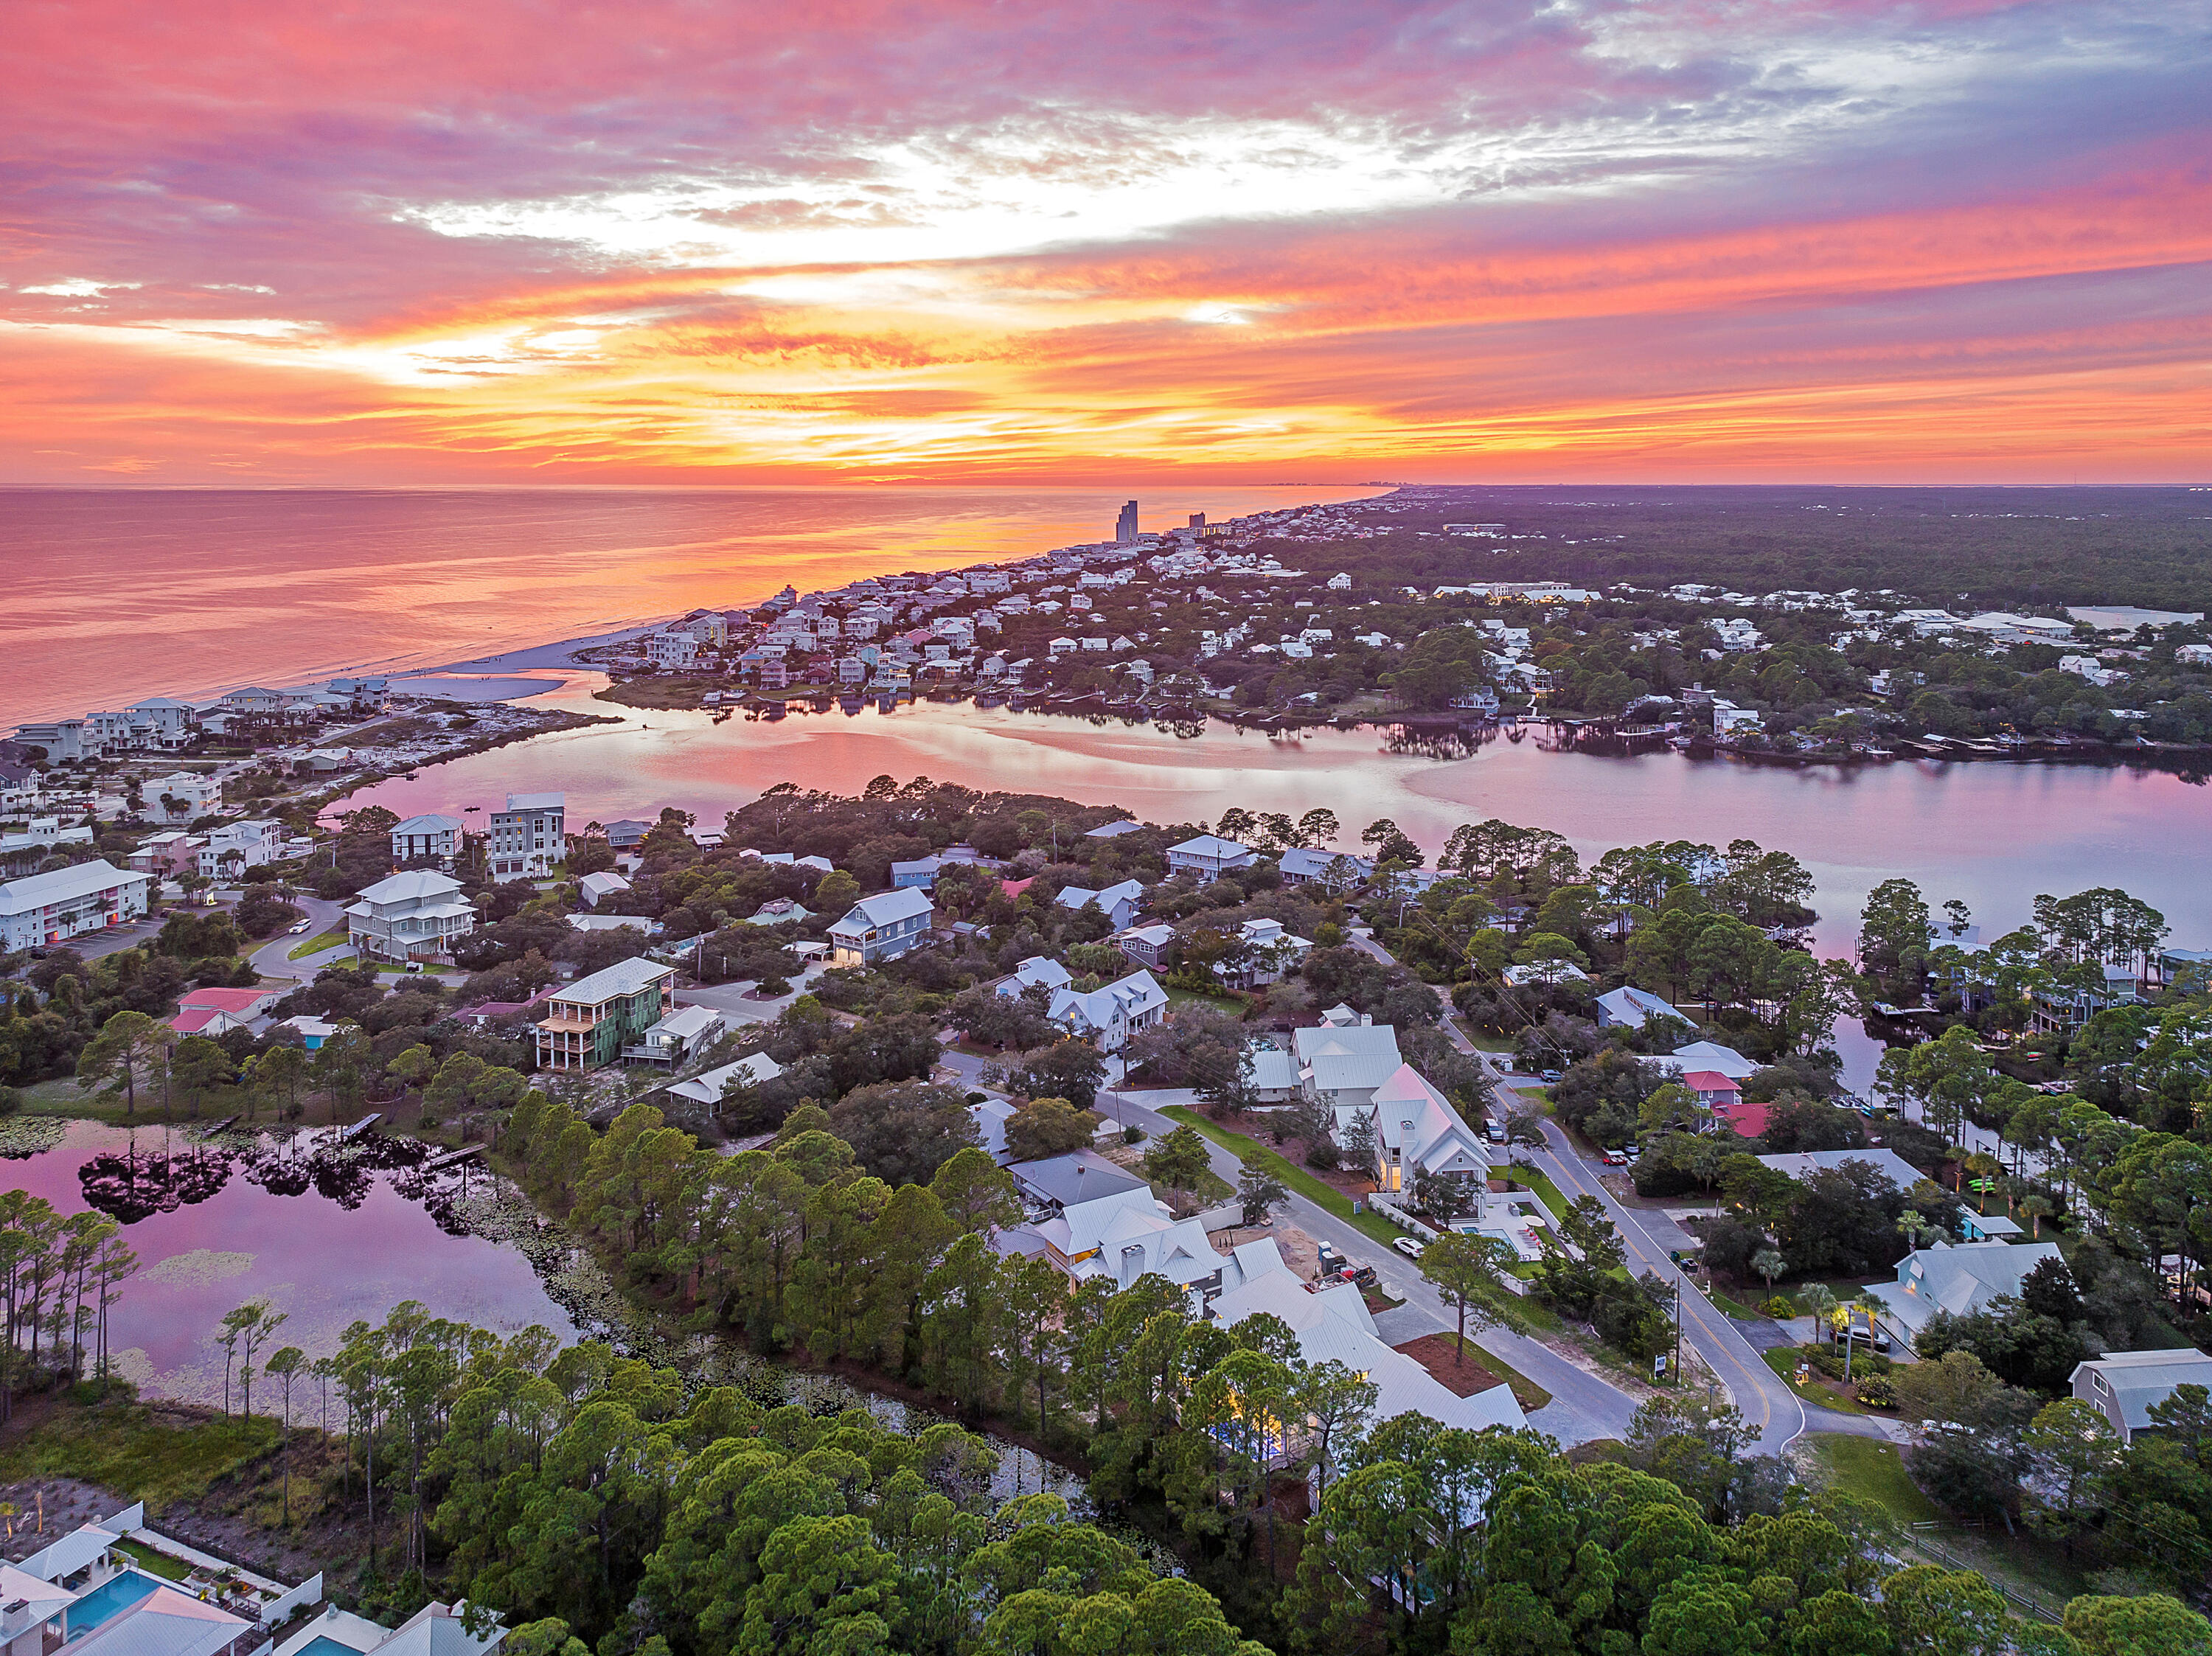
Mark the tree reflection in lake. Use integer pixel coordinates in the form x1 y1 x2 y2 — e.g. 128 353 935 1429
78 1129 467 1231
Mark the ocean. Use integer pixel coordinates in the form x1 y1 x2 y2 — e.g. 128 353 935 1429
0 484 1372 725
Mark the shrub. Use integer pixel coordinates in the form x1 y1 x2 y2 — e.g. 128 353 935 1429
1760 1295 1796 1318
1855 1374 1898 1408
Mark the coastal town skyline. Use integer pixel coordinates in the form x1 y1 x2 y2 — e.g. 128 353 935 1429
6 1 2209 487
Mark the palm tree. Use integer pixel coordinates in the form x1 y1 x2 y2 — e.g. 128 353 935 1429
1751 1250 1787 1293
1963 1150 2003 1210
1848 1290 1891 1384
2020 1193 2056 1239
1795 1282 1840 1367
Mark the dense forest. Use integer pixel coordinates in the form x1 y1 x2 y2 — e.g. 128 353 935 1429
1280 487 2212 612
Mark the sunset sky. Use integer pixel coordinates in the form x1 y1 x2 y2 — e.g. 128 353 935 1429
5 0 2207 485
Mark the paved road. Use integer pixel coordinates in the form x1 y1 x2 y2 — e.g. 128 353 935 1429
245 895 348 983
1101 1084 1642 1445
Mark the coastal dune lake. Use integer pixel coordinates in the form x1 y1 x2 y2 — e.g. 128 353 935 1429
344 683 2212 971
0 1119 577 1405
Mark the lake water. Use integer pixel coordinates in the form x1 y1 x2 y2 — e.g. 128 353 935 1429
0 1118 577 1405
333 680 2212 1088
0 484 1371 726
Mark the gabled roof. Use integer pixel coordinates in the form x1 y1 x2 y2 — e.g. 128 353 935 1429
1759 1149 1923 1189
666 1051 783 1107
0 860 150 916
1368 1063 1490 1177
1597 986 1686 1027
1048 970 1166 1033
1662 1040 1758 1080
1211 1255 1526 1435
1166 833 1252 860
1293 1022 1402 1093
2070 1349 2212 1430
392 813 462 835
178 986 275 1013
69 1583 246 1656
1277 847 1373 881
1009 1149 1145 1208
354 869 465 905
831 887 934 933
1889 1239 2063 1329
552 957 675 1005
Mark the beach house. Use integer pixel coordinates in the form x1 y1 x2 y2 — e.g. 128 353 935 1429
489 792 564 883
1166 834 1255 878
827 888 934 966
345 870 476 964
390 813 463 869
535 959 678 1071
2071 1349 2212 1444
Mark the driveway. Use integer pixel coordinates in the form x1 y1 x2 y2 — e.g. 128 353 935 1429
1105 1085 1644 1447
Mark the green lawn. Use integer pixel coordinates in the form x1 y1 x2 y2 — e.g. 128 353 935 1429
285 928 349 960
112 1538 194 1582
1763 1347 1873 1414
1806 1433 1938 1523
0 1394 280 1511
1807 1436 2089 1614
1164 987 1248 1016
1162 1107 1404 1248
1705 1287 1769 1321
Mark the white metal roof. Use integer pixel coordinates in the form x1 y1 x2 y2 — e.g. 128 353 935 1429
0 860 150 916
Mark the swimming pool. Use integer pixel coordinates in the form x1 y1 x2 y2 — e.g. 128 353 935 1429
66 1570 159 1635
288 1635 366 1656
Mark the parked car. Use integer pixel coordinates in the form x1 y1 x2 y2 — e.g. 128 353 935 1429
1485 1121 1506 1144
1829 1324 1893 1354
1624 1143 1641 1158
1538 1068 1564 1082
1602 1148 1630 1166
1392 1236 1425 1260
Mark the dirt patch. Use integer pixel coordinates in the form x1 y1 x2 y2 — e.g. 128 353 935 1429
1393 1334 1510 1398
1206 1220 1319 1279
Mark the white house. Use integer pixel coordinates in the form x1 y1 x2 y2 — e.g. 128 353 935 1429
1218 916 1311 987
1055 877 1145 929
1596 986 1688 1030
1166 834 1255 878
666 1051 785 1110
1046 970 1168 1052
995 955 1074 998
1293 1017 1402 1113
490 793 564 883
1277 848 1372 890
647 632 700 669
1655 1040 1759 1081
1006 1151 1226 1292
2071 1349 2212 1444
195 819 283 880
0 861 152 950
391 813 463 868
1359 1062 1492 1194
346 869 476 964
1210 1250 1526 1439
578 870 632 908
142 771 218 823
827 888 935 966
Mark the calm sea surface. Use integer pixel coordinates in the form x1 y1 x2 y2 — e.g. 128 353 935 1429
0 484 1371 725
